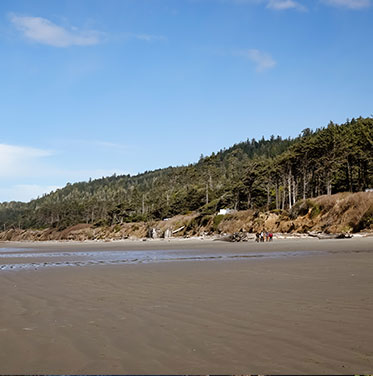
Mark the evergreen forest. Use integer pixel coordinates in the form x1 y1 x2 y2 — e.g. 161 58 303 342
1 117 372 230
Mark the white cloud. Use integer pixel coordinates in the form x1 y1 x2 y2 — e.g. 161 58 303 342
321 0 370 8
224 0 371 9
0 144 52 178
267 0 307 11
221 0 307 9
0 184 61 203
134 34 166 42
0 142 118 176
243 49 276 72
0 143 130 202
10 14 102 47
221 0 264 4
123 32 166 42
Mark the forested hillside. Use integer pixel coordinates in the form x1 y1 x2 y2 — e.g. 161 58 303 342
1 117 372 231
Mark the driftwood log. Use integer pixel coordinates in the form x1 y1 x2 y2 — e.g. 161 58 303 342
307 232 353 239
317 233 353 239
172 226 185 234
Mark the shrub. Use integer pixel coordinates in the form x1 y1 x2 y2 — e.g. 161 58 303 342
310 205 321 219
353 205 373 232
199 199 219 215
200 215 212 227
212 214 225 230
290 200 310 219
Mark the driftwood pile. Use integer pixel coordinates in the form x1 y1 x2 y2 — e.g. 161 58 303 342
307 232 353 239
219 231 354 242
216 232 253 242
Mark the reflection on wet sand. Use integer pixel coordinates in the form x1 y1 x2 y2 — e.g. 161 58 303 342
0 247 320 271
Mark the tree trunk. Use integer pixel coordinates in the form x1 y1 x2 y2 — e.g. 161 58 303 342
303 170 307 200
282 178 286 210
326 172 332 195
288 173 292 209
347 160 353 192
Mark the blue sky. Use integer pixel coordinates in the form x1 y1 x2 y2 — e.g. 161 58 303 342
0 0 372 202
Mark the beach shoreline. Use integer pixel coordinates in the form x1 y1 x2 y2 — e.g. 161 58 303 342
0 237 372 373
1 234 372 252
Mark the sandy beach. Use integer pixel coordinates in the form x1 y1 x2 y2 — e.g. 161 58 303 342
0 237 372 374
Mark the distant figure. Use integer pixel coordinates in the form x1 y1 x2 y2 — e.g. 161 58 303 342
255 232 260 242
269 232 273 242
260 231 264 242
265 232 269 242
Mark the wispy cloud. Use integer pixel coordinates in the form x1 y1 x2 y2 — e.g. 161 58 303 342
0 143 126 180
0 184 61 203
267 0 307 11
321 0 371 8
0 144 52 178
9 14 103 47
224 0 370 9
123 32 166 42
221 0 306 10
221 0 264 4
58 139 131 153
240 49 276 72
0 143 128 202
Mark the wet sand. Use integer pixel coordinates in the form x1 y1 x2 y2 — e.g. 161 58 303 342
0 238 372 373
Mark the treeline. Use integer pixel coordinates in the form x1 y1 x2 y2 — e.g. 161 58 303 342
0 117 372 230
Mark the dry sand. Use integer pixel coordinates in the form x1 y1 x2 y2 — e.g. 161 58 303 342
0 237 372 374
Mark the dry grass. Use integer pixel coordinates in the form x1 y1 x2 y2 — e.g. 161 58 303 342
312 192 373 232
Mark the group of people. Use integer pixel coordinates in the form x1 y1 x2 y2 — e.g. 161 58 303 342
255 231 273 242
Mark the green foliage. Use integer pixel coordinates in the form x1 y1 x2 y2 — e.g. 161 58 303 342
310 205 322 219
199 199 219 215
0 117 372 230
200 215 211 227
290 199 315 218
353 205 373 232
213 214 225 229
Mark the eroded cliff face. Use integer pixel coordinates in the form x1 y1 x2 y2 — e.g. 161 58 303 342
1 192 372 242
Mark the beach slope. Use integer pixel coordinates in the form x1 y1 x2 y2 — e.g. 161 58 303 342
0 238 372 374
